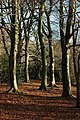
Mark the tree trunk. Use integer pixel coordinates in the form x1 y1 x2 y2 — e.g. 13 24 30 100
16 17 23 81
76 53 80 108
63 0 75 98
46 14 56 87
8 0 20 93
60 0 75 98
62 45 72 97
38 1 47 91
24 40 29 83
23 24 30 83
21 3 30 83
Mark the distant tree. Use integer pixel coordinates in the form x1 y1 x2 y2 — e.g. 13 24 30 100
44 0 56 87
19 0 36 83
1 2 9 58
16 1 24 81
20 1 30 83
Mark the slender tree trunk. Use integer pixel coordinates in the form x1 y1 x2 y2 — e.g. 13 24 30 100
35 35 41 79
23 23 29 83
21 3 30 83
16 17 23 81
48 38 55 87
46 14 56 87
13 0 19 91
38 1 47 91
24 38 29 83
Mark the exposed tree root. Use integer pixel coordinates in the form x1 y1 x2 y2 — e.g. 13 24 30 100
61 93 76 99
47 83 58 88
23 80 31 83
38 85 47 91
4 87 23 94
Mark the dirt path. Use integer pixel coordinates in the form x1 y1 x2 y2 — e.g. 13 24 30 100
0 81 80 120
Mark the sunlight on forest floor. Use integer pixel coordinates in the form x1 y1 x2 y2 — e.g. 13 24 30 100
0 80 80 120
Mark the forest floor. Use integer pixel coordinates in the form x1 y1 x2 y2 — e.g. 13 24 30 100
0 80 80 120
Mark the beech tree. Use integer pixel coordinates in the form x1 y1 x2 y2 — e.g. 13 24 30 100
44 0 56 87
72 1 80 107
24 1 35 83
38 0 47 91
21 1 30 83
60 0 75 98
8 0 20 93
